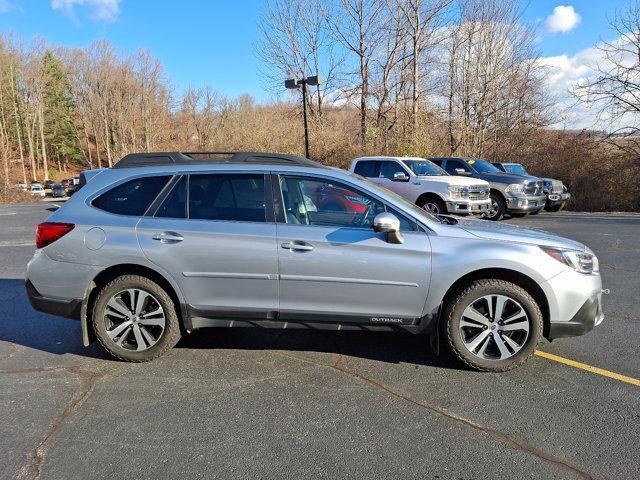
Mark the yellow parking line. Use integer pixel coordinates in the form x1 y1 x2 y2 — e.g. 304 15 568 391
535 350 640 387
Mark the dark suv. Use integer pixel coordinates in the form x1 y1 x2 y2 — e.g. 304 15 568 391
430 158 546 220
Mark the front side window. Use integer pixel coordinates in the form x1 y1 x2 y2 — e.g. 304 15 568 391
403 160 447 177
353 161 380 178
93 175 171 216
379 161 408 180
188 174 266 222
444 160 471 175
504 164 528 175
468 159 501 173
279 176 414 231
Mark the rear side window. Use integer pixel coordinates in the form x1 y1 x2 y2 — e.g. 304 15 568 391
156 176 187 219
189 174 266 222
353 161 380 178
93 176 170 216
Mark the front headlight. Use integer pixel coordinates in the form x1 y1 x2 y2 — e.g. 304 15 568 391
540 247 599 274
448 186 469 199
505 183 524 194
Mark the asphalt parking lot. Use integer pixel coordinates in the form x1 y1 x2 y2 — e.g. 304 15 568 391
1 203 638 480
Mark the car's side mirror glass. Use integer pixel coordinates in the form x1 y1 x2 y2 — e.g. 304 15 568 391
393 172 409 182
372 212 404 244
454 168 471 176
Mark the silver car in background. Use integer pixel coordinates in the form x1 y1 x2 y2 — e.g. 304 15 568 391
26 152 604 371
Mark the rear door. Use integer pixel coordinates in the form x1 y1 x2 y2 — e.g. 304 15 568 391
136 172 278 320
275 173 431 325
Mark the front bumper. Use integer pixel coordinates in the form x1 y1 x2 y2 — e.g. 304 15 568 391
26 280 82 320
506 194 546 212
548 291 604 339
446 199 490 216
546 192 571 207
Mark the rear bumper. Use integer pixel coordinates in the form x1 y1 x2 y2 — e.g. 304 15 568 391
26 280 81 320
548 291 604 339
446 199 490 216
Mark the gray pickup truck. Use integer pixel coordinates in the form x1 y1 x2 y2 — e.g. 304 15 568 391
430 157 546 221
492 162 570 213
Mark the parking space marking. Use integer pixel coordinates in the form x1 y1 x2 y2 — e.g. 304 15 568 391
535 350 640 387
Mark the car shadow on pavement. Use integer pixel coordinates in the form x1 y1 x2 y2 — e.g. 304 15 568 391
1 277 461 369
177 327 462 370
0 278 111 360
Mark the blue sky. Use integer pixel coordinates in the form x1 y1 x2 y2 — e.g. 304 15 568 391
0 0 633 107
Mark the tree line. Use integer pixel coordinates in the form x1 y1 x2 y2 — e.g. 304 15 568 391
0 0 638 211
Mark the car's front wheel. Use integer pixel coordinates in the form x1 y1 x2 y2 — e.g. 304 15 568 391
484 193 505 221
442 279 542 372
418 195 447 216
92 275 181 362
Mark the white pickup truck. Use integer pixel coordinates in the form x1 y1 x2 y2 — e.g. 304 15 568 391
350 156 491 216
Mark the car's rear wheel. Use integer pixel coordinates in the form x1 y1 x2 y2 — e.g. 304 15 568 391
484 193 505 221
442 279 542 372
92 275 181 362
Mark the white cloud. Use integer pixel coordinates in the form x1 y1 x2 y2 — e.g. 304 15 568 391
51 0 121 22
546 5 581 33
0 0 12 13
539 36 638 131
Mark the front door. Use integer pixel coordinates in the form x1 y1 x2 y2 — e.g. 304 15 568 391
275 174 431 325
136 173 278 320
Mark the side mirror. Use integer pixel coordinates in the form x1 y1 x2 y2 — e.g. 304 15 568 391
372 212 404 244
454 168 471 176
393 172 410 182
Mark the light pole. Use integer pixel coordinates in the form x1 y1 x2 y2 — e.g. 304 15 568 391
285 75 322 159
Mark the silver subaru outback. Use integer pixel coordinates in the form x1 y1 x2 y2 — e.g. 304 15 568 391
26 152 604 371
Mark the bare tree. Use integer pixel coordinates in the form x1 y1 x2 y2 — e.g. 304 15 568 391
330 0 386 146
257 0 342 116
573 1 640 158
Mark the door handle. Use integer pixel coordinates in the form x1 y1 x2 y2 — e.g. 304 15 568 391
281 241 314 252
152 231 184 244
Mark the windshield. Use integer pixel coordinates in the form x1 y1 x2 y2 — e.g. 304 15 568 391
403 159 447 176
469 159 501 173
504 164 528 175
348 172 442 224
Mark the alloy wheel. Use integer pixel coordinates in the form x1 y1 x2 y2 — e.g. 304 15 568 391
423 202 441 214
486 199 499 219
458 294 530 360
103 289 166 351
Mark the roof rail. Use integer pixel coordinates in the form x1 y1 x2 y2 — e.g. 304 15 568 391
112 151 323 169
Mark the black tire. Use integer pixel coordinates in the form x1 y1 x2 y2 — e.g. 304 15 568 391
417 195 447 215
545 204 562 212
92 275 181 362
484 193 506 221
441 279 543 372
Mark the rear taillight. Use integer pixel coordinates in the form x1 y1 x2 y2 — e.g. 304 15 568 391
35 222 75 249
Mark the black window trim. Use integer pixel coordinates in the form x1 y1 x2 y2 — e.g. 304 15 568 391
273 171 423 232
